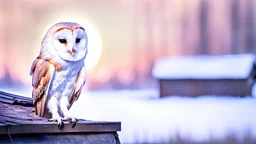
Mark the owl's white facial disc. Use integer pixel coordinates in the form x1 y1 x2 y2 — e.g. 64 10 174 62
52 28 88 61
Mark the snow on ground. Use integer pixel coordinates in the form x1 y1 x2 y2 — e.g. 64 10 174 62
71 90 256 143
2 87 256 143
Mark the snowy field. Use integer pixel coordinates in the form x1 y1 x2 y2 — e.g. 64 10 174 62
2 86 256 143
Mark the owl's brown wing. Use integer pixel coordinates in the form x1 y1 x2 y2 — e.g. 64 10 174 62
30 58 55 118
68 65 86 110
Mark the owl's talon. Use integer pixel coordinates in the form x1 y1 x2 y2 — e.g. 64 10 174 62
58 121 64 129
62 116 77 128
70 118 77 127
71 121 76 128
49 116 63 129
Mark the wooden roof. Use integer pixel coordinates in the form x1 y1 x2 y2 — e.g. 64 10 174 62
0 91 121 135
0 91 33 106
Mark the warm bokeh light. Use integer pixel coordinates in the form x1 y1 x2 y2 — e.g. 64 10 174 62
83 22 102 71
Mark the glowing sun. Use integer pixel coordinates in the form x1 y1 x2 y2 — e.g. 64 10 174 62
80 22 102 70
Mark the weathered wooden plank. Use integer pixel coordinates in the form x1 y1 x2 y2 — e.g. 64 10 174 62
0 94 15 100
0 91 33 106
0 91 31 100
0 97 14 104
0 103 38 121
0 132 119 144
0 121 121 134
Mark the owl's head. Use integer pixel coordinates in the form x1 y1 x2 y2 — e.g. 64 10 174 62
42 22 88 61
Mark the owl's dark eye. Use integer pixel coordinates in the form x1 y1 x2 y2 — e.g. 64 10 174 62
76 38 81 43
59 39 67 44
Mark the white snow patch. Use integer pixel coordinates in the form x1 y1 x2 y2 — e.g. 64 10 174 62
152 54 255 79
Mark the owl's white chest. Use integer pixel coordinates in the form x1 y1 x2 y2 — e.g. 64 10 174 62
49 61 83 99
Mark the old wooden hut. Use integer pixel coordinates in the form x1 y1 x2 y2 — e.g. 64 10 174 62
152 54 256 97
0 91 121 143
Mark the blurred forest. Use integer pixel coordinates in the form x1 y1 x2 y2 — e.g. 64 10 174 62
0 0 255 90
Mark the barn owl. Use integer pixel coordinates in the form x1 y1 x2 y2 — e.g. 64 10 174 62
30 22 87 128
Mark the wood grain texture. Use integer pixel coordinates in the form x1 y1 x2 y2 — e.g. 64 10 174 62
159 79 252 97
0 132 119 144
0 91 33 106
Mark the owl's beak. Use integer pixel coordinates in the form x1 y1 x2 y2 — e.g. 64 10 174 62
69 49 75 56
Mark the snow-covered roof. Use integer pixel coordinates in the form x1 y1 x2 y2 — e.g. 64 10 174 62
152 54 256 79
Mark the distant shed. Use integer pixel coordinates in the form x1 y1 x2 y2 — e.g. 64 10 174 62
152 54 256 97
0 91 121 144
